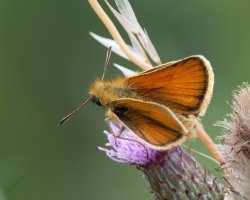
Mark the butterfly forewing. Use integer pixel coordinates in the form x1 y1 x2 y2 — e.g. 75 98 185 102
109 98 187 148
127 56 213 116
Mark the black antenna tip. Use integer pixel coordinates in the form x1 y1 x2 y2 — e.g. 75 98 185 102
58 112 74 126
58 118 67 126
58 97 91 126
58 119 65 126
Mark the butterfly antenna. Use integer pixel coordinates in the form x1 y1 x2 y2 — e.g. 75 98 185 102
101 46 112 80
58 97 92 125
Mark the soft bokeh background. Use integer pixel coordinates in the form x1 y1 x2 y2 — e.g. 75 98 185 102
1 0 250 199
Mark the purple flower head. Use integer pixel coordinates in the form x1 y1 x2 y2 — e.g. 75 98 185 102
99 122 160 165
98 122 225 199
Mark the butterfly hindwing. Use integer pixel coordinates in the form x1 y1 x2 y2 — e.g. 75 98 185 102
109 98 188 149
127 56 214 116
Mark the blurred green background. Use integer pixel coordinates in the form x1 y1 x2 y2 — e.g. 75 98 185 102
1 0 250 199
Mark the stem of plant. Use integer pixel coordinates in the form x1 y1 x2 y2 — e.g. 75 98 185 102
88 0 152 70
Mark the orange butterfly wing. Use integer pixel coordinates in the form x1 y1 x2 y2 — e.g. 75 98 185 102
109 98 188 149
127 56 214 116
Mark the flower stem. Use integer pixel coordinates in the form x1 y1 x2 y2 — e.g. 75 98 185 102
88 0 152 70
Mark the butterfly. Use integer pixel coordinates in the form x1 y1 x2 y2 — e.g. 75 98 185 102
59 48 214 150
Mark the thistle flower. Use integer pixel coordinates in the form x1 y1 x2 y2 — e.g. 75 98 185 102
99 122 225 200
99 122 157 165
217 83 250 199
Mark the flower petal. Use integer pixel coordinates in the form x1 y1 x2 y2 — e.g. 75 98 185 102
106 0 161 64
89 32 128 59
113 63 137 77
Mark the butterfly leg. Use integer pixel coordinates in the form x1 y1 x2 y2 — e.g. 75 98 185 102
104 118 124 147
116 135 149 159
113 124 149 158
105 118 149 159
116 125 125 137
113 126 125 147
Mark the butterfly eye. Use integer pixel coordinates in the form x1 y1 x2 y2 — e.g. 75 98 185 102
91 96 102 106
